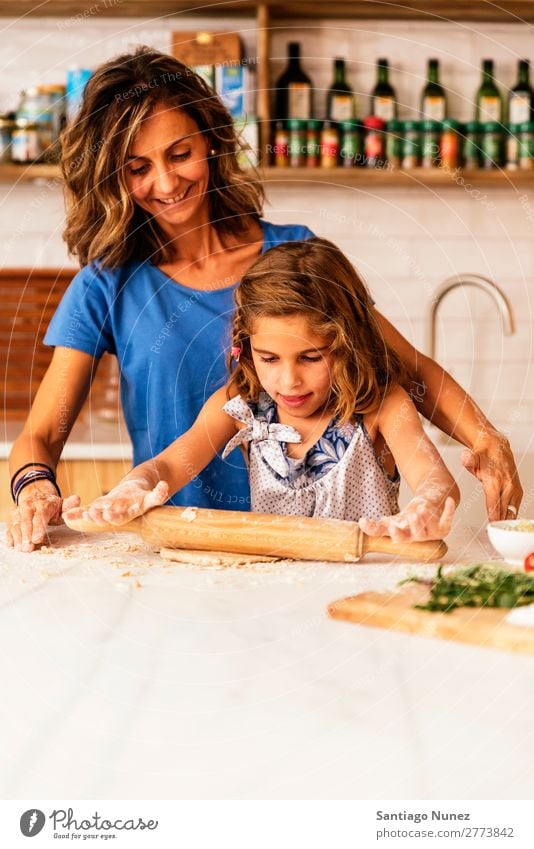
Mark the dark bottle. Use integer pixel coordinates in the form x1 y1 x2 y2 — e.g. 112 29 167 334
421 58 446 121
326 58 355 122
509 59 533 125
274 42 313 121
371 58 396 121
476 59 502 123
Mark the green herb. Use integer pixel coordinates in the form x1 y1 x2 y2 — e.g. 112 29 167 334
400 564 534 613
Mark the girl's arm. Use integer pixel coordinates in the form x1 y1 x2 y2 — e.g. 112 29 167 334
63 386 237 526
361 385 460 542
7 347 97 552
374 309 522 520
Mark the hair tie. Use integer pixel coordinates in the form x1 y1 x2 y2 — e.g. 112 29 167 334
231 345 241 362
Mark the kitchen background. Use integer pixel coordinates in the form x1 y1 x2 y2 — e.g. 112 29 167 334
1 7 533 524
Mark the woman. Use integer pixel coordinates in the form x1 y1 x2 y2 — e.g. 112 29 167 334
6 47 521 552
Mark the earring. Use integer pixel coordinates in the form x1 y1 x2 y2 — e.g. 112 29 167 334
209 148 216 156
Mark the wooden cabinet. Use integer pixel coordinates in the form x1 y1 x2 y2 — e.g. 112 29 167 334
0 458 131 521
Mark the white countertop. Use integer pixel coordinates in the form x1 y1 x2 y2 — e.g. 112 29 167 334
1 523 533 801
1 417 132 460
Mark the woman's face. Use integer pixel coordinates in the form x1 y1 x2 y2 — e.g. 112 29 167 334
124 103 211 231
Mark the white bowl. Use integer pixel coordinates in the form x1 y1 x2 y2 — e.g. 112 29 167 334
487 520 534 567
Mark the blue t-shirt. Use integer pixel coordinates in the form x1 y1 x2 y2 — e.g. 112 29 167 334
45 220 315 510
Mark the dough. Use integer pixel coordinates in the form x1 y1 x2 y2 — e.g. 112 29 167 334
159 547 282 567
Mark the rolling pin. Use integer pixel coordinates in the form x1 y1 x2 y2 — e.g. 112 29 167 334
64 505 447 563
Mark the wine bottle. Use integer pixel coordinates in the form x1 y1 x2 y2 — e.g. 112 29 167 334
476 59 502 123
274 42 313 121
509 59 533 124
421 58 447 121
326 58 355 122
371 59 396 122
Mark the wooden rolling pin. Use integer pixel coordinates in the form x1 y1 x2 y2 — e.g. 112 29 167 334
64 505 447 563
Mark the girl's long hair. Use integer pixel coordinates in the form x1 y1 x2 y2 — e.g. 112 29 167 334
227 237 405 422
61 46 264 268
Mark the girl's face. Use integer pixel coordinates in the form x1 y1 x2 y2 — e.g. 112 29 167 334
250 314 335 419
124 103 211 231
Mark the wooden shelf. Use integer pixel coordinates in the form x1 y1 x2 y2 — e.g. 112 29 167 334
2 1 534 20
3 162 534 189
259 166 534 188
0 163 61 182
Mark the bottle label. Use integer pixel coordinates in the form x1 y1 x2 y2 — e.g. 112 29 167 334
479 96 501 122
331 95 353 122
423 96 446 121
374 96 395 121
509 93 531 125
288 83 311 120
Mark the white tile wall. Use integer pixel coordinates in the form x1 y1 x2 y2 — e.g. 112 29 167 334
1 13 533 443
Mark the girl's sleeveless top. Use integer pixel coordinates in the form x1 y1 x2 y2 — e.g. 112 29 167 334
222 394 400 521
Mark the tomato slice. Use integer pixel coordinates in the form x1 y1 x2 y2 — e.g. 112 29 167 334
524 553 534 571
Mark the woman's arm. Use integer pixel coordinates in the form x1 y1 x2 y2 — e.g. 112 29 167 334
375 309 522 520
64 386 237 526
7 347 97 551
361 385 460 542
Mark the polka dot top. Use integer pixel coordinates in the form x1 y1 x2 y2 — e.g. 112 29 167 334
222 394 400 521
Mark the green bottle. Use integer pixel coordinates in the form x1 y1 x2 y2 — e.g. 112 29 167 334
327 58 355 122
509 59 533 125
476 59 502 123
274 42 313 121
371 59 396 122
421 58 446 121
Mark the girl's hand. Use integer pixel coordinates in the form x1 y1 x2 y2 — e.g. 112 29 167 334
359 495 456 542
62 479 169 527
6 481 81 552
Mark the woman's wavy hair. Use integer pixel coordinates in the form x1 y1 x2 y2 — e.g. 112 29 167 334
227 237 406 423
61 46 264 267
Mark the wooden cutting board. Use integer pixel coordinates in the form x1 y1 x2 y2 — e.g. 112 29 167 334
328 584 534 655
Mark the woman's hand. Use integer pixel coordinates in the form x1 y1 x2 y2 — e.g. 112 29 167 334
62 479 169 527
461 432 523 521
6 481 81 552
359 495 456 543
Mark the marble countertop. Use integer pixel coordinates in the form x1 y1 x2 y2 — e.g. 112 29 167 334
1 522 533 801
1 417 132 460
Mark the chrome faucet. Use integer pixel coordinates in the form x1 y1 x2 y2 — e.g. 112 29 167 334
427 273 514 361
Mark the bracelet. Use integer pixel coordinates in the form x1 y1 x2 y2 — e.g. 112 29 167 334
13 470 62 505
10 462 56 501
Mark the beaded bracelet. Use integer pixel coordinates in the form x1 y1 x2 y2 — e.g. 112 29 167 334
10 462 56 501
12 469 62 505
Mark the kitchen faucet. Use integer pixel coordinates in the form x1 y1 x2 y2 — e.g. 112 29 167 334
427 273 514 362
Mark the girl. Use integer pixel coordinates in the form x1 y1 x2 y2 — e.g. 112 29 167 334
66 238 459 542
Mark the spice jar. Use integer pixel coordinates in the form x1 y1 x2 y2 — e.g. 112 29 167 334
306 119 321 167
363 115 385 167
401 120 420 169
505 124 519 170
481 122 502 169
0 115 15 163
421 120 441 167
463 121 481 169
440 119 460 170
320 121 340 168
273 121 289 166
288 119 307 167
11 119 41 163
385 119 402 168
518 122 534 170
340 120 362 167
